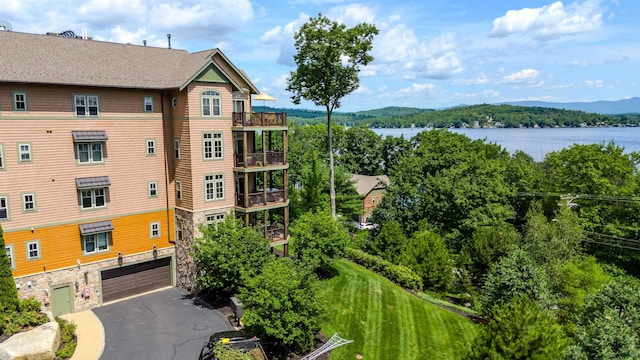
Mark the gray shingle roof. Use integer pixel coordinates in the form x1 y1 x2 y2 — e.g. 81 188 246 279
72 130 108 141
351 174 390 197
75 176 111 189
0 31 258 92
79 220 114 235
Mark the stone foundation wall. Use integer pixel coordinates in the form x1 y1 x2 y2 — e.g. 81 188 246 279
14 247 174 313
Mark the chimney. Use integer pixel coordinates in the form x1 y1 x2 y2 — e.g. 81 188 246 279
167 33 171 49
143 40 147 47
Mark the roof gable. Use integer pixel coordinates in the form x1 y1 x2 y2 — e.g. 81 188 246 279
193 64 230 84
351 174 390 196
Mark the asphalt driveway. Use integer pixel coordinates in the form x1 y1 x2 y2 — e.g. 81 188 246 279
94 287 233 360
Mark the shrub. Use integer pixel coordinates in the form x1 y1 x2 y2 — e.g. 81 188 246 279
345 248 423 291
19 297 42 312
214 344 254 360
55 317 77 359
1 298 48 335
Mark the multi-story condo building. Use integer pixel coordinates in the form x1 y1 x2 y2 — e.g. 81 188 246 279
0 30 289 316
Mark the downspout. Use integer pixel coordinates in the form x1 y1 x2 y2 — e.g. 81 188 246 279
161 90 175 244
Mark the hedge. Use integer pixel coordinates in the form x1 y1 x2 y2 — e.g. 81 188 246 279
345 248 423 291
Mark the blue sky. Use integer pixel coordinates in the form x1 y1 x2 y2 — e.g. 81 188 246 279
2 0 639 112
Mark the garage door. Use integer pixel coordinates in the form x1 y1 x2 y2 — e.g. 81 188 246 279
101 257 172 303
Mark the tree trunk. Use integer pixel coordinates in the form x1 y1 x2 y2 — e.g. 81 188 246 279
327 109 337 219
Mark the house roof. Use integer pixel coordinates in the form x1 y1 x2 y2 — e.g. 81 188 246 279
351 174 390 197
0 31 259 93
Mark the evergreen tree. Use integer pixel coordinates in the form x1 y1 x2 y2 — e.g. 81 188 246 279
0 225 19 311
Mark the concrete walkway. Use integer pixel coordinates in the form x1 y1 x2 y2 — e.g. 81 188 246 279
60 310 105 360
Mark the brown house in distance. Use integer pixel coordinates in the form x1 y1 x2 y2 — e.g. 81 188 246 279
0 30 289 315
351 174 390 224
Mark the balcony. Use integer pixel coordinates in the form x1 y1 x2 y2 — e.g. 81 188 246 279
233 112 287 127
235 151 286 168
236 188 287 209
262 224 288 244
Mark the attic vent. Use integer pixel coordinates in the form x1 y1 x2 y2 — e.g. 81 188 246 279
59 30 76 38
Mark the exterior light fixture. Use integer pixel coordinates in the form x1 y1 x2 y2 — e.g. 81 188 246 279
152 245 158 259
117 252 123 266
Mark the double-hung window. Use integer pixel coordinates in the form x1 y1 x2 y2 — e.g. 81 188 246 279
26 241 40 261
201 90 221 117
146 139 156 156
150 222 160 238
76 176 110 210
174 139 180 159
13 92 27 111
74 95 99 116
205 174 225 201
0 144 4 169
77 143 104 163
148 181 158 198
176 180 182 200
143 96 153 112
5 245 15 269
0 196 9 220
22 193 36 212
18 143 32 162
203 132 223 160
83 232 109 254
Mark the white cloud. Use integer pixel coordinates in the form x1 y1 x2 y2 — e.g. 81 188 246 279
490 0 605 40
395 83 437 96
503 69 543 87
260 26 283 45
455 73 490 85
454 89 501 101
327 4 376 26
585 79 604 87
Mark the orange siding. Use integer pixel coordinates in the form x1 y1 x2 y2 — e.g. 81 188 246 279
4 209 174 277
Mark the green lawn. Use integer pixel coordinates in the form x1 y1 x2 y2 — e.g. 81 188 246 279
318 260 478 360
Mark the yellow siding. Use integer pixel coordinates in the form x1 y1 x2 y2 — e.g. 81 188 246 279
5 209 174 277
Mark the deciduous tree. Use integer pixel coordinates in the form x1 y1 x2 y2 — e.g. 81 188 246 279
287 14 378 218
289 210 350 271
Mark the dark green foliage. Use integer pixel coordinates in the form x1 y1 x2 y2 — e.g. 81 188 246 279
460 222 521 286
345 247 423 291
480 249 552 313
55 317 77 359
192 217 272 292
289 210 350 271
467 295 570 360
338 126 384 176
369 220 406 264
2 298 48 335
239 258 325 355
401 230 451 292
0 225 19 313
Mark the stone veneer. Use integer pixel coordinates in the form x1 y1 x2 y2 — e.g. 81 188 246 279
14 247 174 313
174 207 232 293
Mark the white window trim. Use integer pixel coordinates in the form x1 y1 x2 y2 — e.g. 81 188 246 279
5 245 15 269
174 139 180 159
76 142 104 164
18 143 32 163
22 192 36 213
80 188 107 210
203 132 223 160
13 91 27 111
0 143 5 170
143 96 154 112
83 232 110 255
201 90 221 117
74 94 99 117
26 240 41 261
0 195 9 221
146 139 156 156
205 173 225 201
150 222 161 239
148 181 158 198
205 213 225 225
176 180 182 201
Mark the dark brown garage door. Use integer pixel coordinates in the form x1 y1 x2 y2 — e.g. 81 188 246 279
101 257 172 303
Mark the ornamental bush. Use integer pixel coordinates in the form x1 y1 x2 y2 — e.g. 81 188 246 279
345 248 423 291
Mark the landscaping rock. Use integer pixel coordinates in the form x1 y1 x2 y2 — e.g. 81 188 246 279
0 321 60 360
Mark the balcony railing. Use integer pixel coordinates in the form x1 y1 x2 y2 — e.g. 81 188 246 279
236 189 287 208
262 224 287 243
235 151 286 167
233 112 287 127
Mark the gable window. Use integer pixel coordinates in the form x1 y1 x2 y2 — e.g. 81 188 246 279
22 193 36 212
76 176 111 210
176 180 182 200
0 196 8 220
205 174 225 201
174 139 180 159
203 132 223 160
18 143 32 162
0 144 5 169
74 95 99 116
143 96 154 112
148 181 158 198
146 139 156 156
150 222 161 238
13 92 27 111
77 143 104 163
79 220 113 255
83 232 109 254
5 245 15 269
201 90 221 117
26 241 40 261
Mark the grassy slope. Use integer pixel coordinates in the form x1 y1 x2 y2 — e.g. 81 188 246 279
318 260 478 360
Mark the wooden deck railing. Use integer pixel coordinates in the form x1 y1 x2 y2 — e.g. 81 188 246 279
232 112 287 127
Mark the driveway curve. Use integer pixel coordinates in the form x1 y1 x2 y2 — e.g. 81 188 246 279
94 287 233 360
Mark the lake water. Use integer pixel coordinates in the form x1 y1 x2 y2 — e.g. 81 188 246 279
372 127 640 162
